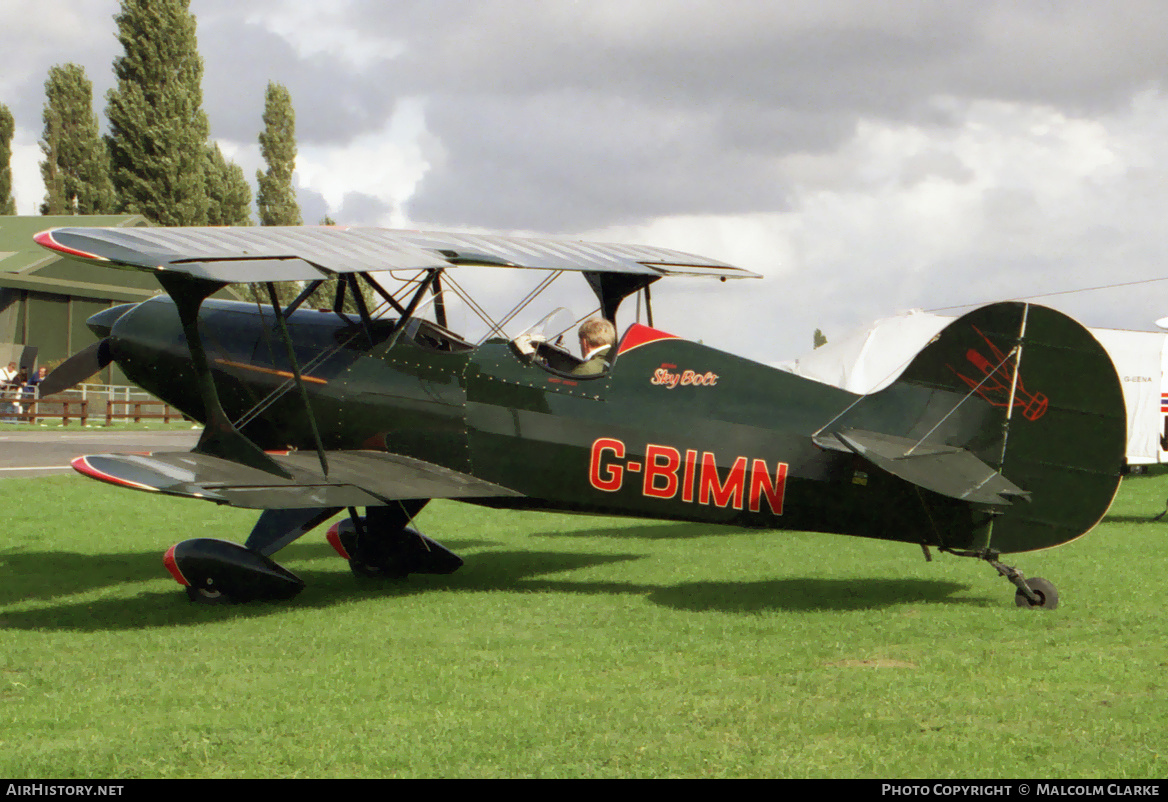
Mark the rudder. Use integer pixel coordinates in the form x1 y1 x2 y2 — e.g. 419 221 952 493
837 302 1125 553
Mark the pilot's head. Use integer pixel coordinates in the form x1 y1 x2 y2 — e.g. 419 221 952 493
578 318 616 356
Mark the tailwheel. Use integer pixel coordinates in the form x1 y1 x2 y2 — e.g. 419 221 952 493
1014 577 1059 610
981 551 1059 611
945 548 1061 610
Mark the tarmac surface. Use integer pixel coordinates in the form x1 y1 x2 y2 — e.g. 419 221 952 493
0 428 201 479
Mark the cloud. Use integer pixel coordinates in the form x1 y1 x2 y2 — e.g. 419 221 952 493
405 91 792 230
198 16 402 146
577 89 1168 362
0 1 121 125
293 98 430 226
7 1 1168 362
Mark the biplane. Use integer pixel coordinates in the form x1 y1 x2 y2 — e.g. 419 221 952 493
34 226 1126 609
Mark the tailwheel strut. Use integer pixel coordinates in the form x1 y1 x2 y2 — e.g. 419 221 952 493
944 548 1059 610
985 551 1059 610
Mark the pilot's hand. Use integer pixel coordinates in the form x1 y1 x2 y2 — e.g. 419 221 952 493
513 333 546 355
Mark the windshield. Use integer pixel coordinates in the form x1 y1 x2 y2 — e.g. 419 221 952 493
517 307 578 350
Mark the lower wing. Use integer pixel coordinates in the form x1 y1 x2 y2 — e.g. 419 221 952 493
72 449 521 509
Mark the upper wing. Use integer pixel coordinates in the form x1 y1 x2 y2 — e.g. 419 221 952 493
34 226 760 283
73 449 522 510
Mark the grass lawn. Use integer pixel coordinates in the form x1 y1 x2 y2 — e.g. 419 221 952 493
1 470 1166 778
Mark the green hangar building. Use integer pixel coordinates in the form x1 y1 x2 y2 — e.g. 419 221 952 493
0 215 158 386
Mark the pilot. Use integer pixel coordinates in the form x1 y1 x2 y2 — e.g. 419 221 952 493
572 318 616 376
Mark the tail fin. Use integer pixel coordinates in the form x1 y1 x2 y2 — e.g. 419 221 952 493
827 302 1125 553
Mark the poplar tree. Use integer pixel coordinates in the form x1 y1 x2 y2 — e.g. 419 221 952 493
0 105 16 215
39 64 116 215
256 82 301 226
105 0 209 225
205 143 252 225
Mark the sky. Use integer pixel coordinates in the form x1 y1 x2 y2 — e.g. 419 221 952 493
5 0 1168 363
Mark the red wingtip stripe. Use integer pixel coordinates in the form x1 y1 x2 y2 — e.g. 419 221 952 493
34 230 109 262
71 455 159 492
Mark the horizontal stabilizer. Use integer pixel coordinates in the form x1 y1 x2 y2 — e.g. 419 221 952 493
827 428 1029 507
73 450 522 510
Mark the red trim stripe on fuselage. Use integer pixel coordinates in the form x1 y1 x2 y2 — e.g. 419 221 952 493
616 323 680 356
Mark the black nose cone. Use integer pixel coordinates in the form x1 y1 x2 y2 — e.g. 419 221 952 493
87 303 139 338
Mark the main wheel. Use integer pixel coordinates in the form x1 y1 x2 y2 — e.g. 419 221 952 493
348 557 408 580
343 524 423 580
1014 577 1058 610
185 584 233 605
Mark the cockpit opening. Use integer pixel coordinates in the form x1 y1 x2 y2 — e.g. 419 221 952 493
510 308 616 379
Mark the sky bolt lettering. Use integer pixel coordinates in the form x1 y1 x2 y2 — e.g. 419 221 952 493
651 364 719 389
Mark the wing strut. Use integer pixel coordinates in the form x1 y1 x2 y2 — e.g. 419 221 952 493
264 281 331 477
155 272 291 478
228 273 406 434
358 273 408 316
285 279 325 316
584 272 658 322
376 268 443 354
344 273 375 345
432 273 448 328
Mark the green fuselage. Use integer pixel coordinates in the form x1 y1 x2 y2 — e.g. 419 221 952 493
108 297 982 548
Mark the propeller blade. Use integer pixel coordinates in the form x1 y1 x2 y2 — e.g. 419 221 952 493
38 339 112 397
